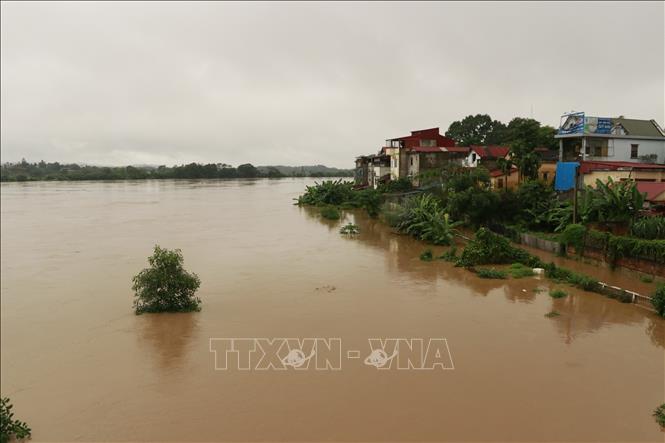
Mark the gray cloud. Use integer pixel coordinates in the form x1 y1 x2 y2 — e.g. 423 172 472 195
1 1 663 168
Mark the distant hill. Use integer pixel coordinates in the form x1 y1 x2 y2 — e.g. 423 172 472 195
256 165 353 177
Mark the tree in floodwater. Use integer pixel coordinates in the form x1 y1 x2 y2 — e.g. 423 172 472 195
1 397 31 443
132 246 201 314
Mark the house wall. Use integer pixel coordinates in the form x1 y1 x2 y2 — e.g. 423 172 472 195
490 171 519 190
370 166 391 189
582 169 665 186
560 136 665 163
584 138 665 163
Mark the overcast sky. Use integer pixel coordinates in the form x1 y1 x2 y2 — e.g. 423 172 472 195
1 1 663 168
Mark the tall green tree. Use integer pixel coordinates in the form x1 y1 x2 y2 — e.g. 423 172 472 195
445 114 507 146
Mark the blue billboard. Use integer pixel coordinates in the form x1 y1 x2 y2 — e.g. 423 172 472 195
559 112 612 135
559 112 585 134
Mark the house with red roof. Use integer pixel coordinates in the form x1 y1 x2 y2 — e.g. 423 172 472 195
382 127 456 184
463 145 510 169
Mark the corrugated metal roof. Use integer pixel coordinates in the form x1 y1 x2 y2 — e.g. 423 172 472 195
613 118 664 137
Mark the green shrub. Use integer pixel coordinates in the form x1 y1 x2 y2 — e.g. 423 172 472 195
320 206 341 220
1 397 31 443
652 286 665 317
544 311 560 318
296 179 355 206
456 228 541 268
560 223 586 254
420 249 434 262
438 246 457 262
378 178 413 193
393 194 461 245
640 275 654 283
508 263 535 278
631 217 665 240
339 223 359 235
476 268 507 279
297 180 382 217
133 246 202 314
549 289 568 298
654 403 665 428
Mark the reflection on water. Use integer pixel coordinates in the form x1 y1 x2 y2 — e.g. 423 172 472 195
1 179 663 442
137 313 199 370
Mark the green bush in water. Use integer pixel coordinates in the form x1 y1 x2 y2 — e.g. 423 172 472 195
133 246 201 314
393 194 462 245
508 263 535 279
420 249 434 261
320 206 341 220
456 228 538 267
1 397 31 443
654 403 665 428
549 289 568 299
438 246 457 262
652 285 665 317
544 310 561 318
476 268 507 279
339 223 359 235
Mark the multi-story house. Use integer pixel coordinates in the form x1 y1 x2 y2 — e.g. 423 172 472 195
556 113 665 163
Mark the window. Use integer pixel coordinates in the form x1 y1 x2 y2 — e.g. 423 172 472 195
543 172 549 181
631 144 639 159
410 157 413 166
497 178 504 189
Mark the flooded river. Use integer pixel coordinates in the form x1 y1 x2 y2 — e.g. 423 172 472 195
1 179 663 441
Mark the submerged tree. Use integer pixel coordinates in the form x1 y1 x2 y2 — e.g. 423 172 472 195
132 246 201 314
1 397 31 443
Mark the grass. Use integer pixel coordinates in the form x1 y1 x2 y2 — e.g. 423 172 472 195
320 206 341 220
476 268 507 279
544 310 561 318
508 262 535 279
640 274 654 283
549 289 568 299
420 249 434 262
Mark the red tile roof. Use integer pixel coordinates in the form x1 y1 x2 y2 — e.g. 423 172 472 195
636 182 665 202
408 146 445 153
445 147 471 153
470 145 510 158
580 161 665 174
489 166 518 177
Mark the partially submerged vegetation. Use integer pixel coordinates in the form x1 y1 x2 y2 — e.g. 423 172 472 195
652 286 665 317
339 223 360 235
420 249 434 262
296 180 381 217
549 289 568 299
386 194 461 245
544 310 561 318
133 246 201 314
476 268 507 279
320 206 341 220
1 397 31 443
654 403 665 429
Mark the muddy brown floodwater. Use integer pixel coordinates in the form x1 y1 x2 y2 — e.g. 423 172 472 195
1 179 663 442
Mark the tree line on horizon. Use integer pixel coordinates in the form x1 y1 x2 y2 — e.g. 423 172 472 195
0 160 353 182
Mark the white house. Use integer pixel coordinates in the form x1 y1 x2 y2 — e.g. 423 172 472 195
556 113 665 164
